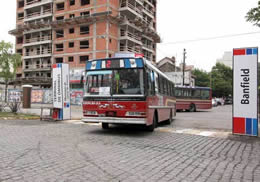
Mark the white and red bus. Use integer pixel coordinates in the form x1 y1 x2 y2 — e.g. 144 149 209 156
175 86 212 112
82 57 176 131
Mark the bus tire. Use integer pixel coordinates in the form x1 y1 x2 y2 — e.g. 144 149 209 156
166 110 173 125
102 123 109 129
147 113 157 132
189 104 196 112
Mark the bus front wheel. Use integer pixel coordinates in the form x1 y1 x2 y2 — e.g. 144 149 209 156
102 123 109 129
189 104 196 112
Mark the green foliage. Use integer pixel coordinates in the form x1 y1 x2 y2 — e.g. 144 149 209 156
192 63 232 97
0 41 21 83
211 63 232 97
0 41 22 102
246 1 260 26
192 69 210 87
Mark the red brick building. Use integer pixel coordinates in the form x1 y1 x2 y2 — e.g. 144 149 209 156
10 0 160 87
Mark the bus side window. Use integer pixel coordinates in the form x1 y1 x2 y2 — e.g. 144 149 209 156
201 89 209 99
192 89 201 98
154 72 159 94
147 69 155 96
163 78 167 95
167 80 171 95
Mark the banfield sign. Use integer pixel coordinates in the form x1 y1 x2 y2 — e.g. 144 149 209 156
233 47 258 136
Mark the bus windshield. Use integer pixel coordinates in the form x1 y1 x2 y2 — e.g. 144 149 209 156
85 69 144 96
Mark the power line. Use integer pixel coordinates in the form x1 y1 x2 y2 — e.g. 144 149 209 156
159 31 260 45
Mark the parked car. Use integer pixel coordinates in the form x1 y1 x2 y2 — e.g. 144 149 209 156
212 98 218 107
224 97 232 105
216 98 224 106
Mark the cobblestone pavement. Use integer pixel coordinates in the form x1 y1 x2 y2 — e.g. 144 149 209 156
0 120 260 182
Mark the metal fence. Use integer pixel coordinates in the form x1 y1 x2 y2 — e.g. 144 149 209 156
0 89 83 105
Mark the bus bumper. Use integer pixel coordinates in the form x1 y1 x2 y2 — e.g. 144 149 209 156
82 117 146 124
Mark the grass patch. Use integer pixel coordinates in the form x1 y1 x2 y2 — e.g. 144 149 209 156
0 112 40 120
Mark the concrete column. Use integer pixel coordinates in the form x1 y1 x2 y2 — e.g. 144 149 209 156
106 20 109 57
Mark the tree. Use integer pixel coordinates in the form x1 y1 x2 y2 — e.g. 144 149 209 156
211 63 232 97
192 69 210 87
246 1 260 26
0 41 21 102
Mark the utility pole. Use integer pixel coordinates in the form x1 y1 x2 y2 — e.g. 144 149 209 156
182 48 186 86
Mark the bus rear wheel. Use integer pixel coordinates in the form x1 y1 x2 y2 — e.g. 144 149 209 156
166 110 173 125
189 104 196 112
102 123 109 129
147 114 157 132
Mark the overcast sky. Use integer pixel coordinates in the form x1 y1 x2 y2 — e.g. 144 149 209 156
1 0 260 71
157 0 260 71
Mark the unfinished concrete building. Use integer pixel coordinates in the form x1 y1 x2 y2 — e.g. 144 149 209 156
10 0 160 87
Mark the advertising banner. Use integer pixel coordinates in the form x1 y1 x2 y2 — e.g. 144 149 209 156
53 64 62 108
52 63 71 120
233 47 258 136
62 64 71 120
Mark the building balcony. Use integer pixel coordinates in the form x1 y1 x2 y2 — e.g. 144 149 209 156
142 44 154 53
119 1 142 19
142 8 154 19
120 17 142 32
16 77 52 85
24 49 51 59
23 35 51 46
25 9 52 21
120 30 142 45
24 64 51 72
120 45 142 54
25 0 53 10
144 0 154 8
136 0 144 6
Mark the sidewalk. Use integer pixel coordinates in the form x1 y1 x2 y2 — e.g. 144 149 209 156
19 103 83 120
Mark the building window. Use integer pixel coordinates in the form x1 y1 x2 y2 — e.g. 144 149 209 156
17 37 23 44
56 44 64 51
80 55 89 63
109 38 112 43
109 54 112 58
81 0 90 6
56 16 64 20
80 26 89 35
55 57 63 63
56 30 64 38
69 14 75 18
17 49 23 56
70 0 75 6
56 3 64 11
69 28 74 34
17 12 24 20
69 42 74 48
80 11 90 16
18 0 24 8
68 56 74 62
80 40 89 49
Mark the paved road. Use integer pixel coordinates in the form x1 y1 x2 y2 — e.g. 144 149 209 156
20 104 232 131
0 119 259 182
173 105 232 131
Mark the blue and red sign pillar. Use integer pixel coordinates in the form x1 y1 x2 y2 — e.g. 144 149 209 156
52 63 71 121
233 47 258 137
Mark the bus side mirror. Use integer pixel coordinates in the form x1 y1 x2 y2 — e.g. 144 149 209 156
80 71 85 87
